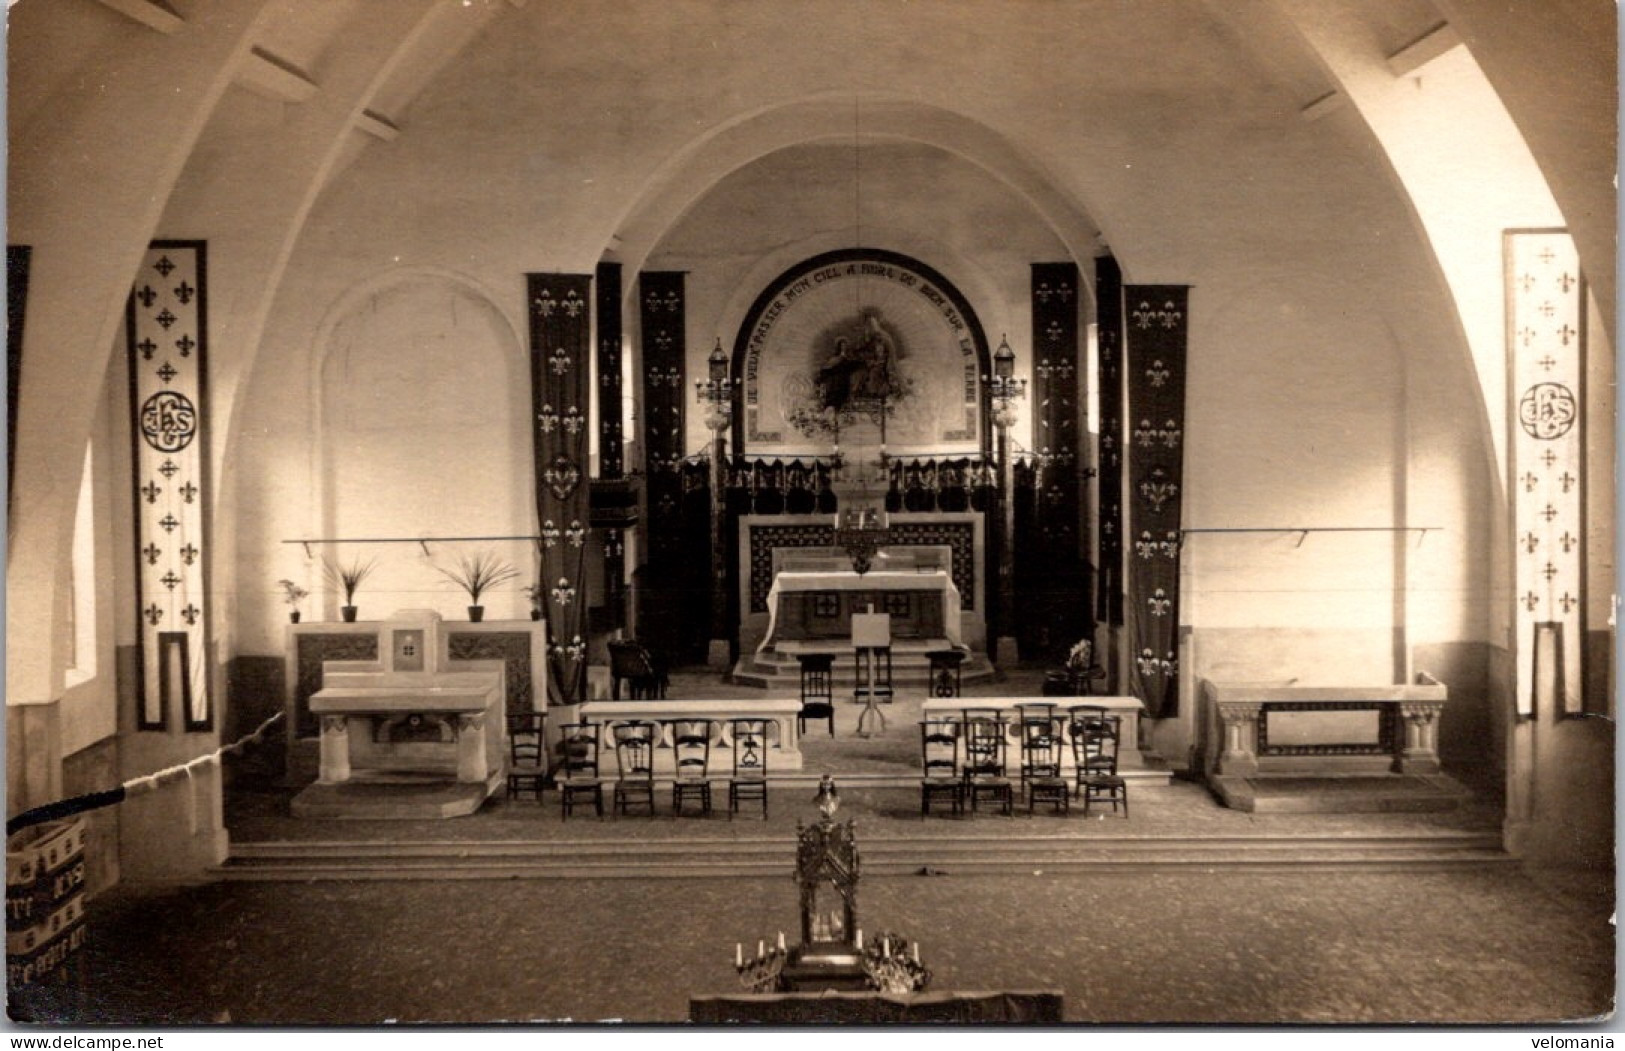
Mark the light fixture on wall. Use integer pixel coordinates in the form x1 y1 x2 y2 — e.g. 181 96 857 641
694 337 735 432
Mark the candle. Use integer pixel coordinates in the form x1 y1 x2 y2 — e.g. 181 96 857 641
758 939 765 958
912 943 920 964
736 943 743 967
882 936 890 957
855 929 863 949
777 931 786 951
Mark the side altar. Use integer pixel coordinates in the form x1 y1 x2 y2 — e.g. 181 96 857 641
286 610 545 819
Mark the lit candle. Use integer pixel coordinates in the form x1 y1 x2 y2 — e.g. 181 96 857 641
736 943 743 967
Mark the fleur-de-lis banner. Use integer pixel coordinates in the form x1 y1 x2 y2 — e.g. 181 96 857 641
1124 284 1188 718
528 273 592 703
127 242 211 731
639 272 687 570
1095 256 1124 625
1507 231 1586 718
1026 261 1088 649
596 263 627 622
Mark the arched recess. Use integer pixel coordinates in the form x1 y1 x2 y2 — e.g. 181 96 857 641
728 248 994 458
309 269 535 620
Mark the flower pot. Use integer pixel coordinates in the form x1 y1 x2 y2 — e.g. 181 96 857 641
341 605 358 623
468 605 485 623
289 610 301 624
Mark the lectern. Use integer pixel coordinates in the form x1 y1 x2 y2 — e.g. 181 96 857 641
850 611 891 737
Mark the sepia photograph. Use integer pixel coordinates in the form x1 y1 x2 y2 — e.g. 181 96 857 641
3 0 1616 1031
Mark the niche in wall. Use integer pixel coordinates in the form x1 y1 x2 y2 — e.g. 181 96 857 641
317 275 532 619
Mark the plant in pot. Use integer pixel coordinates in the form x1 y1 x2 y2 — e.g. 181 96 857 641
277 579 309 623
323 556 378 623
435 550 521 623
521 583 544 621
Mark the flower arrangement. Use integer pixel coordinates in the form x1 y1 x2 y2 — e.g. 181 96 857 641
322 555 378 620
521 582 544 620
1066 638 1094 671
434 551 520 621
277 579 308 622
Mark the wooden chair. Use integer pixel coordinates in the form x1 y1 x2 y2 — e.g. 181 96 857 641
670 718 714 816
609 639 667 700
557 722 603 819
795 652 836 736
919 719 965 816
727 718 770 820
505 712 548 801
1015 707 1069 814
961 714 1013 815
1068 706 1128 817
611 721 658 816
925 649 967 698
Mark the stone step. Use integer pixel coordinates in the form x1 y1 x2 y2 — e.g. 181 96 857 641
218 830 1512 881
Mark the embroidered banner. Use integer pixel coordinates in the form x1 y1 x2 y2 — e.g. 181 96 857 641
640 272 687 570
596 263 626 619
1026 262 1088 655
1507 231 1585 717
528 273 593 703
1123 285 1188 718
126 242 212 731
1095 256 1124 625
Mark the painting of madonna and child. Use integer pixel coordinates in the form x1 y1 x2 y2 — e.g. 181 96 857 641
740 259 985 457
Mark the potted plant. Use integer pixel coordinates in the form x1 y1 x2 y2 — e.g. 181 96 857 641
435 550 521 623
323 555 378 622
522 583 544 621
276 579 309 623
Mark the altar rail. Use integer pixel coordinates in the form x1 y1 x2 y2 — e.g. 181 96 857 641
578 699 805 774
920 696 1154 776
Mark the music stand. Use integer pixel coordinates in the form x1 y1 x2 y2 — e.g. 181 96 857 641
851 612 891 738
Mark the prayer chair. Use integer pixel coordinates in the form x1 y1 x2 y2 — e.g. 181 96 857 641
961 714 1013 815
1015 705 1068 814
557 722 603 819
609 639 667 700
727 718 770 820
1069 707 1128 817
795 652 836 736
925 648 967 698
611 721 658 816
670 718 715 816
506 712 547 801
919 719 965 817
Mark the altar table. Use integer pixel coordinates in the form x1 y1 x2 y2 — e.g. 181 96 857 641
758 570 962 654
308 670 506 786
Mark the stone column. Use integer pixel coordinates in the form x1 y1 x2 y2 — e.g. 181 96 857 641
317 716 351 784
1215 701 1262 777
1397 700 1445 774
456 712 489 783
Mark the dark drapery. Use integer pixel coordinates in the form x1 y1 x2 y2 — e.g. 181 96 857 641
528 273 593 703
1123 285 1188 718
1095 255 1124 625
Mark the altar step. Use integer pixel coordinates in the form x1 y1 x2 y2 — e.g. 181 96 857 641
731 641 997 690
218 829 1512 882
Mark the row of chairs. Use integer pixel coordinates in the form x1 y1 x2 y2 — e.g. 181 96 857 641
920 705 1128 818
536 718 772 820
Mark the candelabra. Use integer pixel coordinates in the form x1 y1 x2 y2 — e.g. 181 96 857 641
983 334 1026 664
694 337 736 431
696 337 736 666
860 931 932 994
735 933 789 993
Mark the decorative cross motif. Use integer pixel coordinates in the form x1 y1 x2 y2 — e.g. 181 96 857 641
154 256 176 277
160 570 182 591
159 459 180 478
1541 450 1558 468
156 361 178 385
1537 355 1557 371
1537 300 1555 318
155 309 177 330
1540 504 1559 523
1541 562 1559 582
158 514 180 533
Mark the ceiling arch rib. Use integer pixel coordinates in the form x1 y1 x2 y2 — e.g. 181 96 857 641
610 96 1107 302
